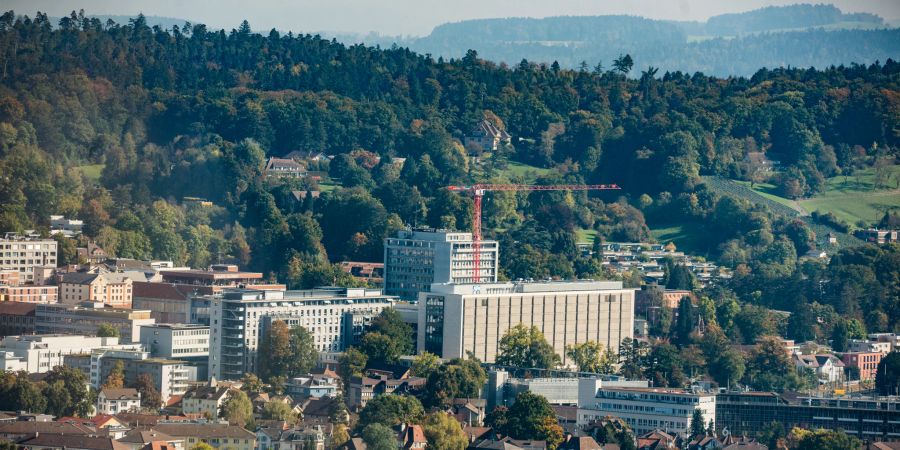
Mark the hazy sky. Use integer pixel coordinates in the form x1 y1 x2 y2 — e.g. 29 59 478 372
6 0 900 36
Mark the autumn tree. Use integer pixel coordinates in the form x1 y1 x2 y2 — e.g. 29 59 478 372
257 320 318 381
423 412 468 450
220 390 253 428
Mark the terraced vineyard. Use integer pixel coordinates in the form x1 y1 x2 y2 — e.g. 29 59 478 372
703 176 863 249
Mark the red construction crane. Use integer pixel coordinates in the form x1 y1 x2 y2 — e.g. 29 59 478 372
447 183 621 283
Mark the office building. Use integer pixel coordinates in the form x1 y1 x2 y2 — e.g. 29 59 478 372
0 234 57 283
487 369 647 409
140 323 210 380
0 301 36 336
34 302 155 343
208 287 396 380
159 264 284 295
0 284 57 304
0 334 139 373
59 271 134 307
384 228 499 300
715 391 900 442
577 381 716 438
418 281 635 365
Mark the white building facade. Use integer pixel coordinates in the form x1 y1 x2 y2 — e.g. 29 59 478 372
0 334 139 373
418 281 635 365
577 381 716 438
384 229 499 300
208 288 396 381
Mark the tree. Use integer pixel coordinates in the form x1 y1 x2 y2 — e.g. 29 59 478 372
423 412 468 450
330 424 350 450
97 323 120 338
258 321 318 381
42 380 72 417
793 428 861 450
365 308 415 357
240 373 266 394
500 392 557 441
190 443 216 450
360 332 404 364
43 365 93 417
410 352 441 379
357 394 425 429
338 347 368 390
496 325 560 369
220 390 253 428
689 409 706 438
362 423 397 450
423 357 488 408
262 400 298 423
103 360 125 389
566 341 615 373
132 373 161 409
617 338 648 379
673 296 695 346
876 352 900 396
612 54 633 74
831 319 850 352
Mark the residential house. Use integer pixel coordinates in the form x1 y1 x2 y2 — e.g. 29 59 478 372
265 157 306 179
685 435 723 450
116 428 184 450
451 399 487 427
636 430 680 450
152 423 256 450
286 374 340 399
347 364 425 410
77 242 109 265
50 215 84 237
181 382 232 418
792 354 844 384
464 119 512 154
98 388 142 415
399 424 427 450
16 434 131 450
558 436 603 450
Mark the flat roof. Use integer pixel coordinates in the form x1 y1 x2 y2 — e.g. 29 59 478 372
160 270 263 280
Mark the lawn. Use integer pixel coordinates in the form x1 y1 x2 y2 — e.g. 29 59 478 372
650 224 707 255
76 164 104 183
497 160 552 183
575 228 597 244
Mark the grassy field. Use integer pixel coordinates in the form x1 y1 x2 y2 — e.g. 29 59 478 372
76 164 104 183
650 224 707 254
497 160 552 182
575 228 597 244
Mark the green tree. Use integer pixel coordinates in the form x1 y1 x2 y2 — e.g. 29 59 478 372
190 443 216 450
673 296 695 346
43 380 72 417
876 352 900 396
357 394 424 429
43 365 93 417
496 324 560 369
690 409 706 437
423 357 488 408
262 400 298 423
362 423 398 450
329 424 350 450
220 390 253 428
501 392 557 441
11 375 46 413
338 347 368 391
97 323 120 338
794 428 861 450
566 341 615 373
410 352 442 379
258 321 317 381
423 412 469 450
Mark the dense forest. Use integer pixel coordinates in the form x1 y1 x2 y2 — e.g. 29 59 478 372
0 11 898 336
338 4 899 76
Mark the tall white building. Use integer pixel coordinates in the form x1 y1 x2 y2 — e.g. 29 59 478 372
208 288 396 381
577 380 716 438
0 234 57 283
418 281 635 365
0 334 140 373
384 228 499 300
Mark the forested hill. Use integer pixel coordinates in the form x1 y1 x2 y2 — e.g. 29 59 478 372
337 4 897 77
0 11 898 326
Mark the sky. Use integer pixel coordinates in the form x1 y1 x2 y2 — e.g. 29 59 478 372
5 0 900 36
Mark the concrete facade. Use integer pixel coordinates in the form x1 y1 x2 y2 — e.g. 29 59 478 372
0 235 57 283
384 229 499 300
418 281 635 366
34 303 155 343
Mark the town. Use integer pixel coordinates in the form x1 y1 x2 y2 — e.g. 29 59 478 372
1 3 899 450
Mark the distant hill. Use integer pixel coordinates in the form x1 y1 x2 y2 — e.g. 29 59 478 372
329 4 897 77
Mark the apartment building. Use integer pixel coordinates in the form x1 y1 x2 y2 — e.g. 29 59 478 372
59 271 134 307
384 228 499 300
577 382 716 438
96 388 141 414
418 281 635 365
841 351 884 380
65 347 190 405
140 323 210 380
0 234 57 283
208 287 396 380
34 302 155 343
0 334 139 373
0 284 57 303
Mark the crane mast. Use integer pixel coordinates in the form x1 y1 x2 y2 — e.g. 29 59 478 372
447 183 621 283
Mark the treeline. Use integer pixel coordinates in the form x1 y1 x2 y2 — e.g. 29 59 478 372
0 11 897 329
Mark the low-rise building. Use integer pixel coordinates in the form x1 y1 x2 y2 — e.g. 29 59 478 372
97 388 142 415
265 157 307 178
65 348 190 405
286 374 340 399
35 302 155 343
854 228 899 244
50 215 84 237
76 242 108 264
182 382 233 418
487 369 646 409
0 334 138 373
841 351 884 380
0 284 58 304
159 265 284 295
0 301 36 336
464 119 512 154
60 271 134 308
577 381 716 438
847 339 892 354
792 354 844 384
151 423 256 450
